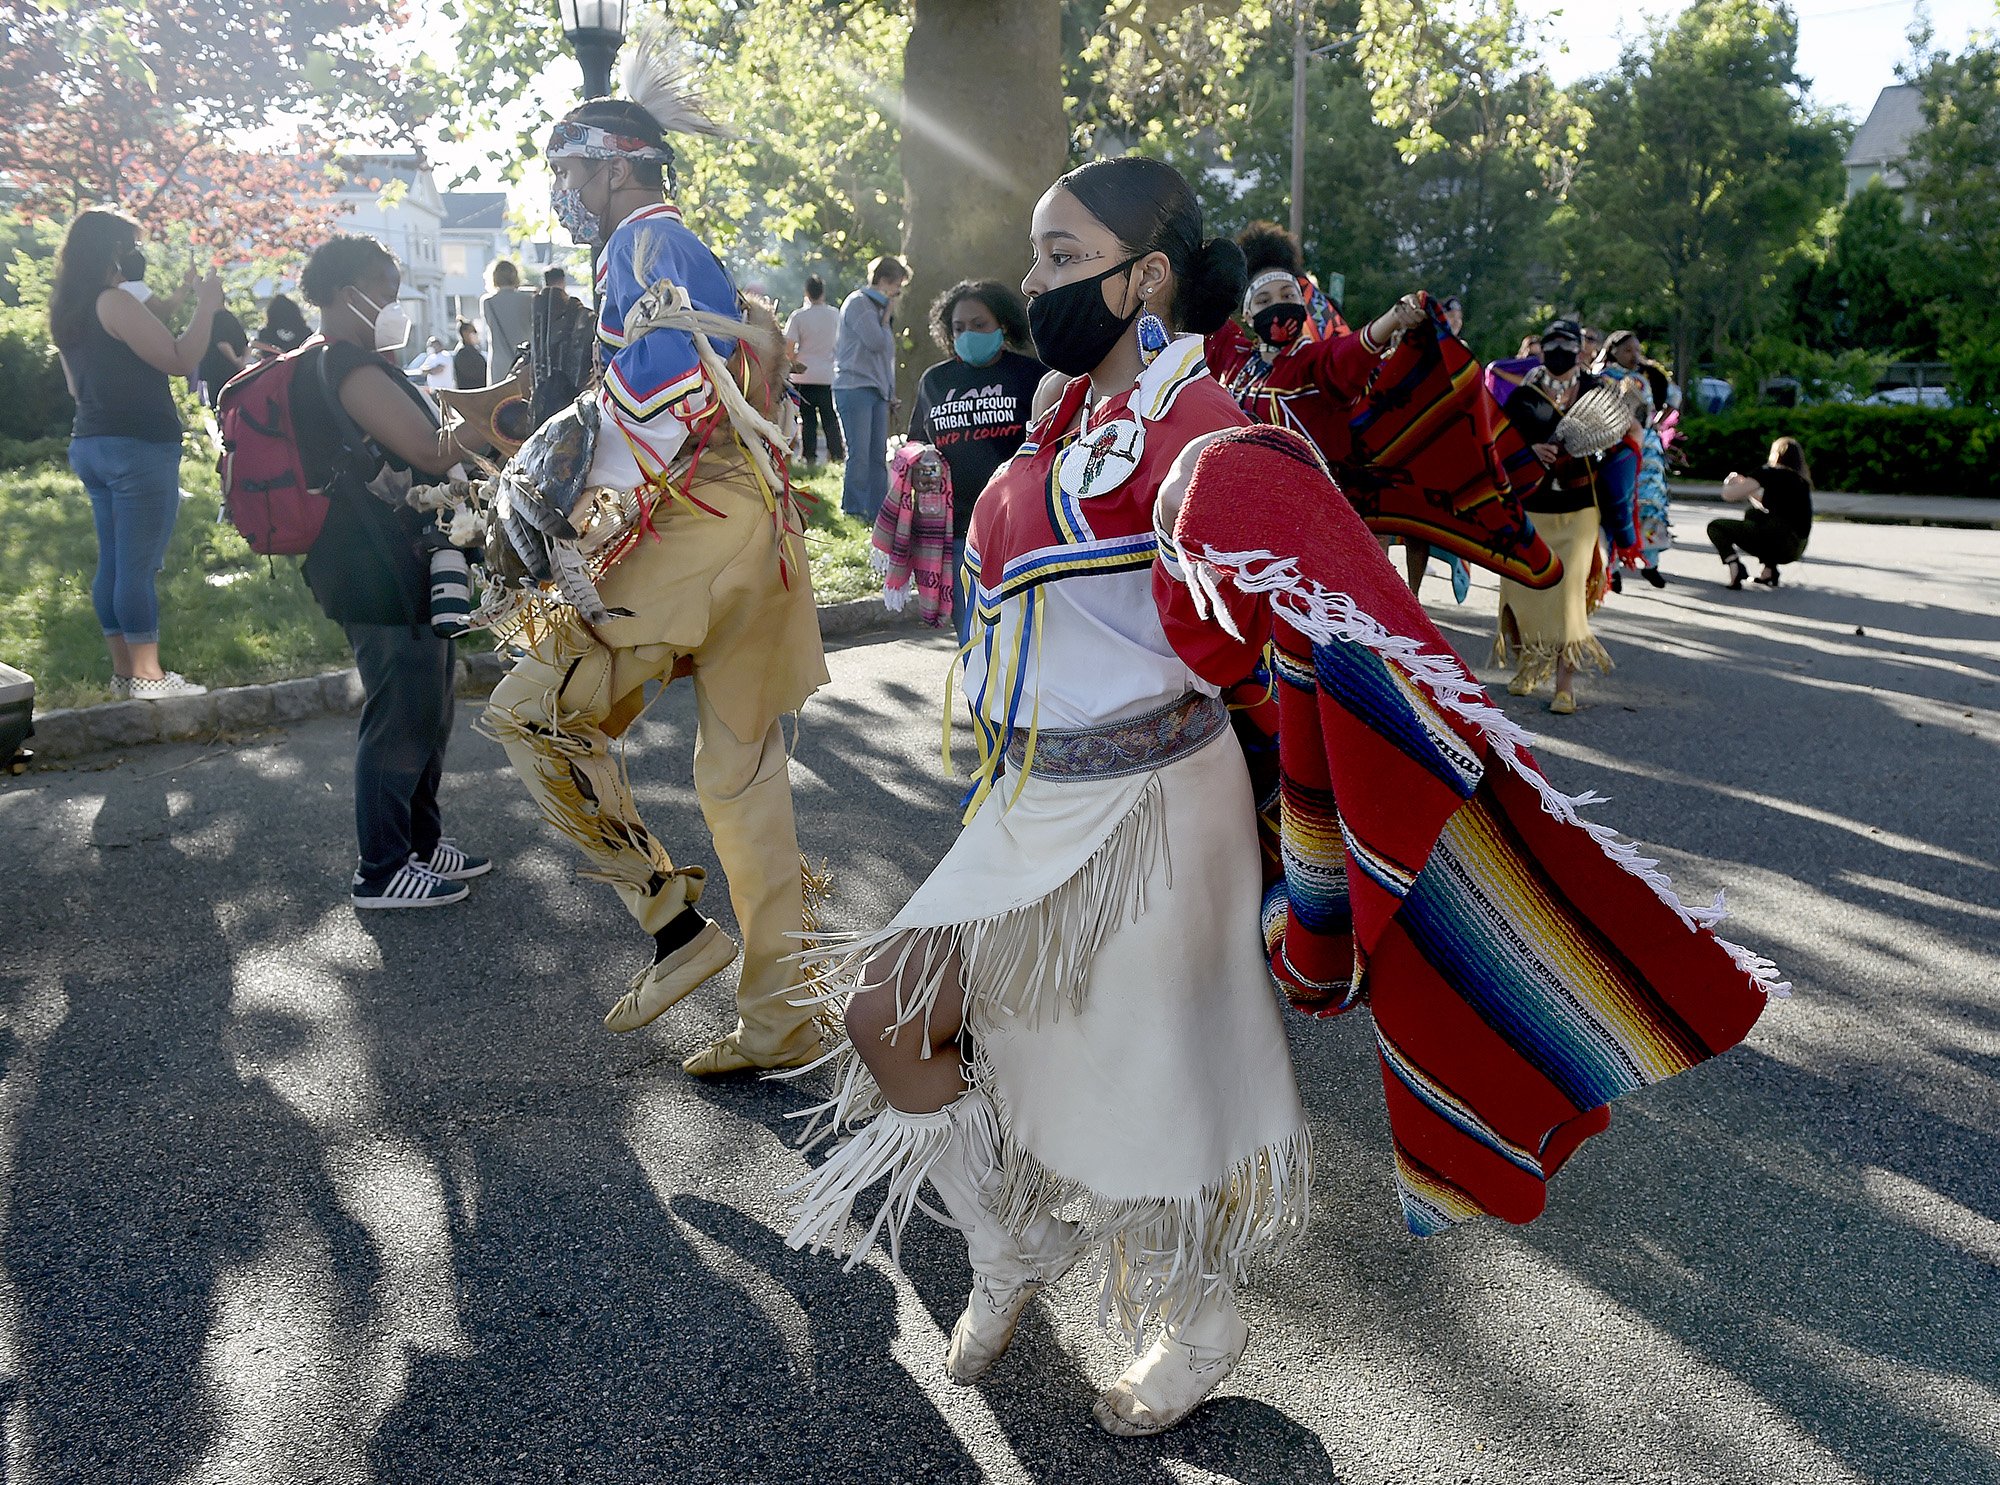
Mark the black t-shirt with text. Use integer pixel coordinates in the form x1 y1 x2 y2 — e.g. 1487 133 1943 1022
908 349 1047 527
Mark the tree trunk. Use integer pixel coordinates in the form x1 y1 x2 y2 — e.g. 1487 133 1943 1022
898 0 1067 411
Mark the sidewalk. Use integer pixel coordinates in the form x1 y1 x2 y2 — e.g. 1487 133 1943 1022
1670 479 2000 529
12 595 922 765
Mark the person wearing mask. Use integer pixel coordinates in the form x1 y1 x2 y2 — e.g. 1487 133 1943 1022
833 254 907 521
1202 221 1435 590
483 28 828 1078
48 208 221 700
783 273 842 464
1711 436 1814 589
252 293 312 360
294 234 493 910
198 306 250 409
405 334 454 390
907 279 1046 636
451 319 488 390
480 258 535 377
1492 318 1639 714
1595 330 1670 590
786 156 1309 1439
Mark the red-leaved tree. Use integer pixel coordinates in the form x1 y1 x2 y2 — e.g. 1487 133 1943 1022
0 0 426 266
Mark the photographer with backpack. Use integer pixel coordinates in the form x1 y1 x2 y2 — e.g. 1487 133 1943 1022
292 235 494 909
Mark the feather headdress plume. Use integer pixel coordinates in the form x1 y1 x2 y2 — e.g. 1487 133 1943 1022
618 15 727 139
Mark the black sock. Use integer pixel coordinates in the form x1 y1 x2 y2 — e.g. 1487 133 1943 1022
653 908 707 963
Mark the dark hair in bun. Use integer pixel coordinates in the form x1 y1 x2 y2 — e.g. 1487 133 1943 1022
1057 155 1246 336
1177 236 1248 337
1235 220 1303 279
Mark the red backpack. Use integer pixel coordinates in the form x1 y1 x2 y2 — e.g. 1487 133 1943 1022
216 341 357 556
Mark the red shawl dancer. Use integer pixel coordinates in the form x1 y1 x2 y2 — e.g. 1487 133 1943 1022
1157 423 1781 1234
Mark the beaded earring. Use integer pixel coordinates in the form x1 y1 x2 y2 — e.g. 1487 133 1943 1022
1136 307 1171 364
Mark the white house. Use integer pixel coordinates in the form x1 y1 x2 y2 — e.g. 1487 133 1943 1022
332 153 448 346
1843 84 1924 206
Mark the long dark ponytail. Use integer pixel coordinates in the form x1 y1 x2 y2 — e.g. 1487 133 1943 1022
1055 157 1246 336
50 208 139 349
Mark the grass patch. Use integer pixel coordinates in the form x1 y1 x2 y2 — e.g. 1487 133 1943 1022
0 449 353 709
0 449 882 709
794 463 879 604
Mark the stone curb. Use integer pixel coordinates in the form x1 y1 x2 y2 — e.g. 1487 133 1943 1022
16 596 920 766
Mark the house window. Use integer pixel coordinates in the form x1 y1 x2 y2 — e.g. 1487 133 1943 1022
443 243 469 277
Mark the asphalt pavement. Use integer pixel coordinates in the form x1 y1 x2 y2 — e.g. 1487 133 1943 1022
1 506 1995 1485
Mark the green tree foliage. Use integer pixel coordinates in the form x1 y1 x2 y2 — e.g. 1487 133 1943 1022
1904 35 2000 404
431 0 907 276
1058 0 1577 357
1680 403 2000 493
1831 182 1937 354
1555 0 1846 385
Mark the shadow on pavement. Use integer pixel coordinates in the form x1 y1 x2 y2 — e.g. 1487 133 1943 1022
0 542 1993 1482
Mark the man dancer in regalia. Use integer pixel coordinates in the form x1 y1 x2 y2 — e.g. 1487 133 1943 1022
482 21 827 1077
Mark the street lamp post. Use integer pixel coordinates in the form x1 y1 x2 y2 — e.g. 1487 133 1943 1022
557 0 630 100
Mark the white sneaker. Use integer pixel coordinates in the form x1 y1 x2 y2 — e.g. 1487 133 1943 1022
109 676 131 699
351 860 469 910
128 672 207 700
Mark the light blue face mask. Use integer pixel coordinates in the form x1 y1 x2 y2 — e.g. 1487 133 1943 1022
955 328 1005 366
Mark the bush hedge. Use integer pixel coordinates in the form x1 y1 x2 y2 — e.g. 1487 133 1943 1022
0 305 73 444
1678 405 2000 496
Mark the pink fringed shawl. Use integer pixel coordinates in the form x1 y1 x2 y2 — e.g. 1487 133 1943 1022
870 442 954 627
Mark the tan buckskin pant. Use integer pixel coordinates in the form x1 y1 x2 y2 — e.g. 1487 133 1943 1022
484 442 828 1059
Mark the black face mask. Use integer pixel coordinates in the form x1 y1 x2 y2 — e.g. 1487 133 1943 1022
1541 345 1578 375
1251 302 1308 349
119 247 147 283
1028 254 1144 376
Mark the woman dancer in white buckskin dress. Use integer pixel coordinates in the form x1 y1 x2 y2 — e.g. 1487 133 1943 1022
786 156 1308 1437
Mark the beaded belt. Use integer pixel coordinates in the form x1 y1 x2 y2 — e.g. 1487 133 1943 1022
1005 691 1228 782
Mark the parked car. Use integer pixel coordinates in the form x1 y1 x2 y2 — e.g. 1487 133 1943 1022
1691 376 1734 414
1864 386 1953 408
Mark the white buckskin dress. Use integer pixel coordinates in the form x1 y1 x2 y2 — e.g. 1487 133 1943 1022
785 339 1309 1350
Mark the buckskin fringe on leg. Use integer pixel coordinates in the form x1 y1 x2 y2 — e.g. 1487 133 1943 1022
785 1039 1312 1342
478 642 676 894
991 1105 1312 1344
794 776 1169 1070
781 1102 954 1271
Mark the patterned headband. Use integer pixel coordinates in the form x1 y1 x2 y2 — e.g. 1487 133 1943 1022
545 119 672 164
1242 269 1297 313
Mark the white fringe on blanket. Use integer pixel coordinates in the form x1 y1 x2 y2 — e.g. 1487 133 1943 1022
779 776 1311 1343
1178 544 1790 998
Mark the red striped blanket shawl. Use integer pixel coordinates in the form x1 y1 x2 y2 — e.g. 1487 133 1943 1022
1341 302 1562 589
1170 424 1781 1235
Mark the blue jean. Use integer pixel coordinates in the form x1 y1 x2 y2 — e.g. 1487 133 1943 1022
833 386 889 522
69 435 184 645
345 622 456 885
